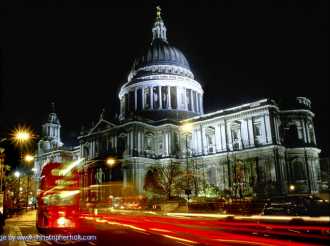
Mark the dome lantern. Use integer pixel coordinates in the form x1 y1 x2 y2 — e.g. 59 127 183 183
152 6 167 43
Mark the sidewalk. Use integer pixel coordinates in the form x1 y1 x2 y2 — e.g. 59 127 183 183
5 210 36 223
2 210 37 246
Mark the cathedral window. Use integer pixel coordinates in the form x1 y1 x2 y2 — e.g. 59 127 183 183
153 86 160 109
291 160 306 181
161 86 168 109
124 94 128 115
296 121 304 140
193 91 197 112
308 123 315 144
170 86 177 109
186 89 192 111
196 93 201 113
181 89 186 109
144 88 151 109
129 91 135 112
206 126 215 153
137 88 142 111
144 133 154 155
120 97 125 115
231 123 241 150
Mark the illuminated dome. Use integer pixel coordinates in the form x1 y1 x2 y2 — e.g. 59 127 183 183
119 7 203 121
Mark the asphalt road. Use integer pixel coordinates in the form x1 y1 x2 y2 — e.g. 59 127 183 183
1 210 330 246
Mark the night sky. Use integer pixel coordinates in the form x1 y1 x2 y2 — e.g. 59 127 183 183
0 0 329 167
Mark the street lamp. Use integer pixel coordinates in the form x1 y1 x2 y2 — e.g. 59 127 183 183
181 123 193 200
24 154 34 163
289 184 295 192
14 171 20 178
106 158 116 167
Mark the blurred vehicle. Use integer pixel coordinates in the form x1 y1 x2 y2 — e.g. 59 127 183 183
263 195 330 216
36 161 80 234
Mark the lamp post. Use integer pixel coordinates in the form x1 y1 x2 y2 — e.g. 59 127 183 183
14 171 21 208
23 154 34 211
181 123 193 200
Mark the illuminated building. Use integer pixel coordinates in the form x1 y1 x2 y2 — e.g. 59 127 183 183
34 103 80 177
35 8 321 198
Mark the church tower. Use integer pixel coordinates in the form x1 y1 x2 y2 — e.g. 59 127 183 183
38 103 63 153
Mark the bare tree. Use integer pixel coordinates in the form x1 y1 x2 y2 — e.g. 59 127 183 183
144 161 183 200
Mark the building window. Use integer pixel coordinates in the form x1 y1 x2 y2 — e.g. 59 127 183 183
170 86 177 109
161 86 168 109
120 97 125 115
153 86 159 109
292 160 306 181
181 89 186 109
124 94 128 115
206 126 215 153
296 121 304 140
193 91 197 112
231 123 241 150
308 123 315 144
137 88 142 111
253 122 262 137
129 91 135 112
186 89 192 111
144 88 150 109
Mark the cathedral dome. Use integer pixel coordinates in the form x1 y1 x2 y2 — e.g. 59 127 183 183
134 39 191 71
119 7 204 122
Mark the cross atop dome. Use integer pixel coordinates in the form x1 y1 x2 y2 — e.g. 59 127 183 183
152 6 167 43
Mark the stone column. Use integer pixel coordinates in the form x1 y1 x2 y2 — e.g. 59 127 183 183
191 90 194 112
264 114 272 144
159 86 162 109
168 86 171 109
247 118 254 147
150 87 153 110
142 87 145 110
134 88 137 111
200 95 204 114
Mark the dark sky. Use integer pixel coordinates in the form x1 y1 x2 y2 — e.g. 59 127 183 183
0 0 329 166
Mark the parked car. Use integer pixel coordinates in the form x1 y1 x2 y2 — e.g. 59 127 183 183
263 195 330 216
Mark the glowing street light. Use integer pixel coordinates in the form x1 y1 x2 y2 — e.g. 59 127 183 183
24 154 34 163
289 184 295 191
106 158 116 167
181 123 193 133
11 126 33 145
14 171 21 178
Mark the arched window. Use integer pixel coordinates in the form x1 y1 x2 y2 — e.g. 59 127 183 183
144 133 154 154
307 122 315 144
206 126 215 153
292 160 306 181
144 88 151 109
231 122 241 150
117 133 127 155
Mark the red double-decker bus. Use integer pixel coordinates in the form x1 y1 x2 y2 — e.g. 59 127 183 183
36 161 80 233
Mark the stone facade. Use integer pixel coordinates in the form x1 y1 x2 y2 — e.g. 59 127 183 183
34 8 321 198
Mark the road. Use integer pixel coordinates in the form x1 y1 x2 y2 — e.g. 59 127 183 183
1 210 330 245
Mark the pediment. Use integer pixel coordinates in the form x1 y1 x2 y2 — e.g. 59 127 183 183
88 119 115 135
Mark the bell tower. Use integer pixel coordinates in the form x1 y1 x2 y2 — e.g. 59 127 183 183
39 103 63 151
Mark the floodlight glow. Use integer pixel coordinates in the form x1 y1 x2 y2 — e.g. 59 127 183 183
24 154 34 162
181 123 193 133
